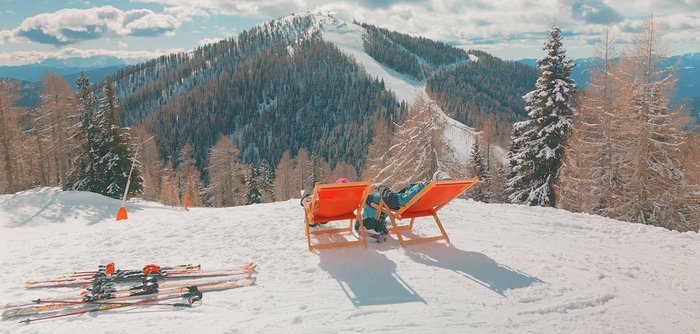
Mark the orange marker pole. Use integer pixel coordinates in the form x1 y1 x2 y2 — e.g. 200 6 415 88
116 136 154 221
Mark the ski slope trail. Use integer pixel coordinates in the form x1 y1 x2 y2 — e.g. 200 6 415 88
321 16 479 167
0 188 698 333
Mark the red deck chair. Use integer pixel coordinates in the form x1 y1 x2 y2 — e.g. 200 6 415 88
304 182 372 251
378 178 478 246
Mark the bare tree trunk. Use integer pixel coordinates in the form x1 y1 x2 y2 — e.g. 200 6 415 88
0 82 15 193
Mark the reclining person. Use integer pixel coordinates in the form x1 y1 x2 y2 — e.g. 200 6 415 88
357 171 451 242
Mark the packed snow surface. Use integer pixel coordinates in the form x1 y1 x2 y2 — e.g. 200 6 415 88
1 188 699 333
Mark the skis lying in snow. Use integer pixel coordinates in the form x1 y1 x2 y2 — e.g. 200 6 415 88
17 286 205 324
25 262 256 288
4 277 257 320
4 270 255 310
69 264 200 276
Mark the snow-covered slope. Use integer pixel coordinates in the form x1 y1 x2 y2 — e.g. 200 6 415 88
321 18 425 105
1 188 698 333
319 13 480 167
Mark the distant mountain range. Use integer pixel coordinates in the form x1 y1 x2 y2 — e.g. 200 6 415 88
0 56 126 82
0 56 126 106
518 52 700 106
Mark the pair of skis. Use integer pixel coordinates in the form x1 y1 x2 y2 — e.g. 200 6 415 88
5 262 258 323
19 286 205 324
25 262 256 288
9 278 257 323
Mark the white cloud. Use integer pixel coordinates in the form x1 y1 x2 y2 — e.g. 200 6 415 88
2 1 697 60
134 0 308 17
0 47 184 66
0 6 182 46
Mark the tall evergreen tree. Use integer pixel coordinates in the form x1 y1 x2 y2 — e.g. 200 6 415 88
245 164 262 205
506 25 576 207
89 76 143 198
467 139 490 202
68 73 97 191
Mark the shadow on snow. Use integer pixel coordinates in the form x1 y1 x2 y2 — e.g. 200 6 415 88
405 240 543 296
316 235 426 307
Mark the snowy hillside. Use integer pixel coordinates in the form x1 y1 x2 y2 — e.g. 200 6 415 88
319 13 480 166
1 188 698 333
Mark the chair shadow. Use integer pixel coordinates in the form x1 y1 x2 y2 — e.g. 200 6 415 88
404 239 543 296
1 188 145 227
316 235 426 307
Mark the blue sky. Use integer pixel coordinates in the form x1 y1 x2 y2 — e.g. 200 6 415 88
0 0 699 65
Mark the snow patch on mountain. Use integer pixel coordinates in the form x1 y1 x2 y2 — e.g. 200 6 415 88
318 14 480 169
321 17 425 105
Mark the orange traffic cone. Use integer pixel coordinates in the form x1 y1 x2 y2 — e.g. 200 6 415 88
116 206 128 221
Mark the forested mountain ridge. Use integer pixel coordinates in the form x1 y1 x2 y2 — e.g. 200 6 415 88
428 51 537 141
102 11 535 180
359 22 471 81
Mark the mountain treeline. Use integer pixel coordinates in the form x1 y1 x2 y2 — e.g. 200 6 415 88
113 15 322 127
360 23 469 67
110 15 405 175
362 28 424 80
142 38 404 173
427 50 537 143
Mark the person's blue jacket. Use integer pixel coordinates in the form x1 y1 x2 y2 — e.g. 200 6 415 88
361 181 428 225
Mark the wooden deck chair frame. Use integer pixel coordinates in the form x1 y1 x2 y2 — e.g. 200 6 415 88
304 182 372 251
376 178 478 247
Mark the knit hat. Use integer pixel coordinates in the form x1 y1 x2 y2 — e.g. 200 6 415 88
432 171 452 181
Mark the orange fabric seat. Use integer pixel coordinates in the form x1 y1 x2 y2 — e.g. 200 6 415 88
304 182 371 251
379 178 478 246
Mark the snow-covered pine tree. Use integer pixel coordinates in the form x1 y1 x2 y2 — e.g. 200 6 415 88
506 24 576 207
245 164 262 204
467 139 490 202
91 76 142 198
68 73 98 191
505 120 534 203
